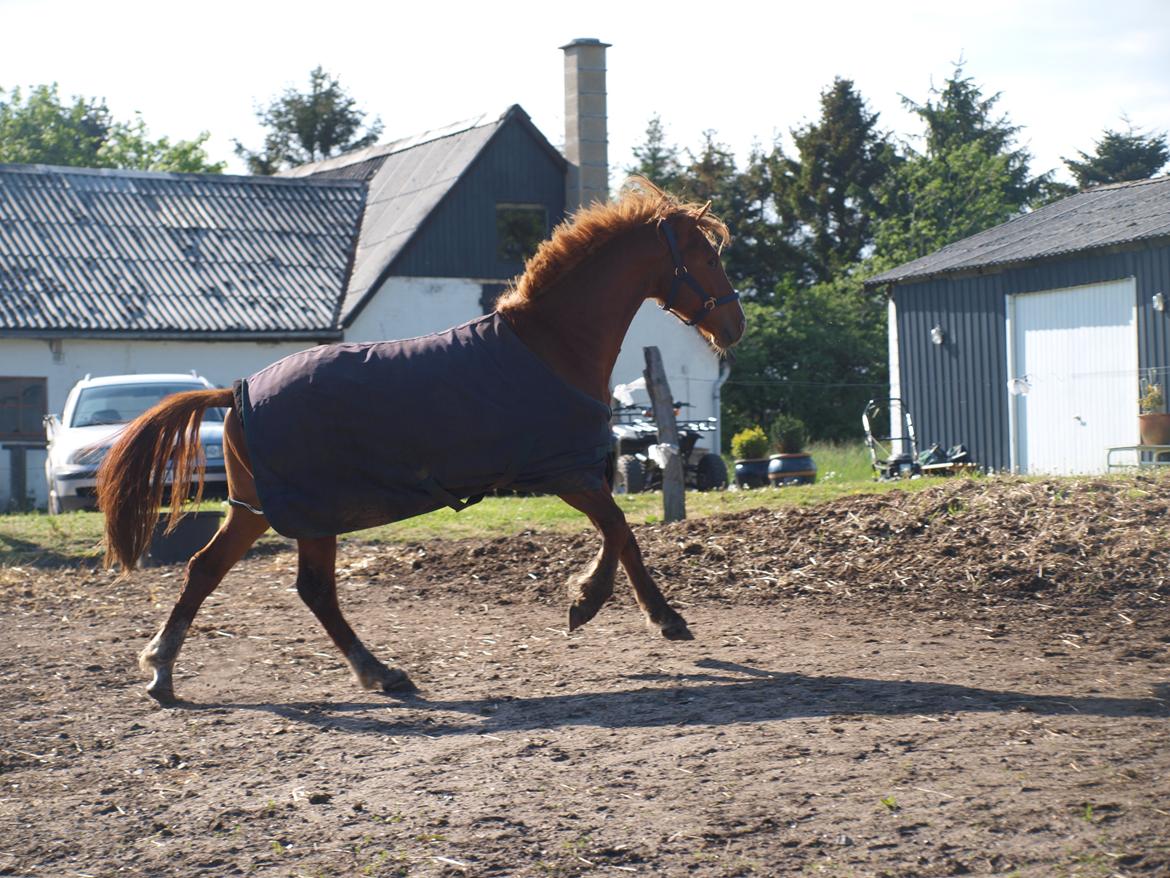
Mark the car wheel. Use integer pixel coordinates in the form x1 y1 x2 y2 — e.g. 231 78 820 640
695 453 728 491
614 455 645 494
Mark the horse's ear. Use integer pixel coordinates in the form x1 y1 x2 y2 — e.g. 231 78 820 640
696 201 712 220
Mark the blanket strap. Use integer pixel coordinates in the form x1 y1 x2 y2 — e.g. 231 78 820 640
416 436 537 514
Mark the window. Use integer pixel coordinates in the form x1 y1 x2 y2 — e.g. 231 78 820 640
496 204 548 263
0 377 47 441
69 382 224 428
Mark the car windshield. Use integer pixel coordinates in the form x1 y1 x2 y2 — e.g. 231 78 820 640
70 384 225 427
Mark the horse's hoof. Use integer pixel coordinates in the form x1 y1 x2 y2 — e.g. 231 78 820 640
567 603 590 632
660 618 694 641
145 672 176 705
380 668 417 693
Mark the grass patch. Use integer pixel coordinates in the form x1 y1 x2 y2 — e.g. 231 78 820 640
0 443 946 566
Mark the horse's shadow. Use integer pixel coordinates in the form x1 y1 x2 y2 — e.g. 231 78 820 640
183 659 1170 737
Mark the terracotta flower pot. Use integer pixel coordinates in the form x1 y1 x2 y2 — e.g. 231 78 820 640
1139 413 1170 446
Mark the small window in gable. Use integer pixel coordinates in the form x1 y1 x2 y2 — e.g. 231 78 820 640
496 204 547 263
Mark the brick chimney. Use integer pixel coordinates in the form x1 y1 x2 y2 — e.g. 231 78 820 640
561 38 610 211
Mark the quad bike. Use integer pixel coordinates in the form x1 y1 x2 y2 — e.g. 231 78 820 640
610 403 728 493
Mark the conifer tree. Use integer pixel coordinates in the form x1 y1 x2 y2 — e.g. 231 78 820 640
235 67 383 174
1064 122 1169 189
775 78 897 281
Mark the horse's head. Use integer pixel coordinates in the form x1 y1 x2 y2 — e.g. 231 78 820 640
652 212 746 354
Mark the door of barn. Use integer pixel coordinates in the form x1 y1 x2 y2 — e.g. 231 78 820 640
1007 278 1137 474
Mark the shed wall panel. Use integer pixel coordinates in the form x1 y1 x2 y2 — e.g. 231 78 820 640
893 242 1170 472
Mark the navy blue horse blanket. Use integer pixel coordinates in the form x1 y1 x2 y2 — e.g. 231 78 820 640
234 313 611 539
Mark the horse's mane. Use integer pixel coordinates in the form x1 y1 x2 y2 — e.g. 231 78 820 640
495 177 730 313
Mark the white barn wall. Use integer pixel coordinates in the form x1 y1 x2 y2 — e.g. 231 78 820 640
345 276 485 343
612 303 723 441
1 337 315 510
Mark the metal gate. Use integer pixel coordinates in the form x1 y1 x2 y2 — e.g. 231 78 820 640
1007 278 1137 474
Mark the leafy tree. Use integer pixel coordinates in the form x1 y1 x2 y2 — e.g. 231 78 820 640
626 114 683 191
668 132 808 300
1064 122 1170 189
774 78 899 282
0 84 223 172
721 272 888 445
734 144 809 298
874 65 1052 267
675 130 742 215
236 66 383 174
98 115 225 173
672 131 759 295
627 119 811 298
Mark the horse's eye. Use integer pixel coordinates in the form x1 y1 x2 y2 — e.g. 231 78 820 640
707 256 719 268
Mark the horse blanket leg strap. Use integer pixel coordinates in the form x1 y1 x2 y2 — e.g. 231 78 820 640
416 434 537 513
227 496 265 516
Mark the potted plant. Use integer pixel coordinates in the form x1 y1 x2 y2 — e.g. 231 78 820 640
731 425 770 488
1139 382 1170 446
767 414 817 486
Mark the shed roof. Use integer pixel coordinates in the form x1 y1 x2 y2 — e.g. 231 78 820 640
285 105 563 323
0 164 365 337
865 174 1170 287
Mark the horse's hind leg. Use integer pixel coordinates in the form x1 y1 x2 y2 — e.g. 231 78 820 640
139 408 268 703
139 506 270 702
294 536 414 693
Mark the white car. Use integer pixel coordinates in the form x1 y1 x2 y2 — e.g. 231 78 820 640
44 373 228 514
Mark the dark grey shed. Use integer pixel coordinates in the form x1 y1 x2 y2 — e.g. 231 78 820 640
865 175 1170 474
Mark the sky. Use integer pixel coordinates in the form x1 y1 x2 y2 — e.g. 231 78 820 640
2 0 1168 185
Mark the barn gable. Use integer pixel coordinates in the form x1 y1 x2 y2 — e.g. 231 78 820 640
285 105 566 326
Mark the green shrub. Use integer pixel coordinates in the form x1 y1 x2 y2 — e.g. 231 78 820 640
1140 383 1164 414
769 413 808 454
731 425 769 459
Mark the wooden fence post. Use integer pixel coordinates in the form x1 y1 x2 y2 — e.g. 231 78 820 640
643 346 686 522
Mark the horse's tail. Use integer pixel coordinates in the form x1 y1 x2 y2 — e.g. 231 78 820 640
97 387 235 572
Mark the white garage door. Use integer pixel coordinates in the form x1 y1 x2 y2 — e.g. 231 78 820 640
1009 279 1137 474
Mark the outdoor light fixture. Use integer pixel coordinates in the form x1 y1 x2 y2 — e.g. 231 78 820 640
930 325 946 345
1154 292 1166 312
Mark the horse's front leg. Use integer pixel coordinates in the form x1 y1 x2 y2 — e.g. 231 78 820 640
558 490 693 641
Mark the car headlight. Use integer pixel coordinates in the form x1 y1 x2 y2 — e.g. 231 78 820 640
67 445 108 466
203 444 223 460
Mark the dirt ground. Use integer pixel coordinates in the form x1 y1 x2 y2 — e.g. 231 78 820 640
1 477 1168 877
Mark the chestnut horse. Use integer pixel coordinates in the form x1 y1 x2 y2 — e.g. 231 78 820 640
97 179 746 704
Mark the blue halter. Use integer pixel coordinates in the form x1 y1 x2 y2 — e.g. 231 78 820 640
658 220 740 327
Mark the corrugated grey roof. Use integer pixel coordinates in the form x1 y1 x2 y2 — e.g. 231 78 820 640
286 105 561 323
0 165 365 336
866 174 1170 287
